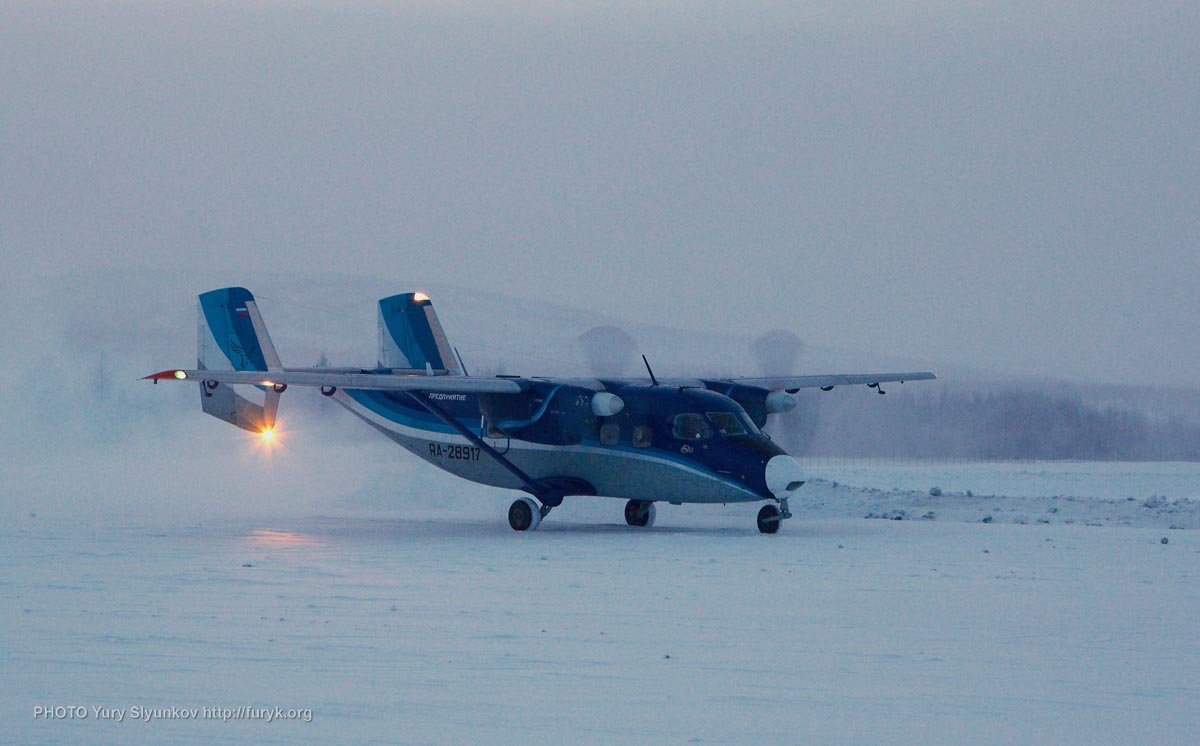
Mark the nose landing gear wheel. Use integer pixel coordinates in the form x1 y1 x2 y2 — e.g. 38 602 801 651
508 497 543 531
624 499 656 527
757 504 782 534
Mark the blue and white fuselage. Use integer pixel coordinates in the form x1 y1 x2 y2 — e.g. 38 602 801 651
335 382 784 506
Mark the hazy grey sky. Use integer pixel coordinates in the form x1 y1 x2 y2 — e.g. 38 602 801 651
3 2 1197 386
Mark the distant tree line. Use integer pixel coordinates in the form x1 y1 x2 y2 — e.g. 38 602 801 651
776 388 1200 461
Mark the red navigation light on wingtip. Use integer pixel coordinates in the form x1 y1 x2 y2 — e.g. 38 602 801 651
144 369 188 383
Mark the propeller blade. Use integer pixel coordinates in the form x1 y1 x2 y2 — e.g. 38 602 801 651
751 329 816 454
579 325 639 378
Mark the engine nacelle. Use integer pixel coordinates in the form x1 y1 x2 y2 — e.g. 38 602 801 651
591 392 625 417
765 390 796 414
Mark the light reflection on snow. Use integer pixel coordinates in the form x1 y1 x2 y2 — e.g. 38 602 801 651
247 529 321 547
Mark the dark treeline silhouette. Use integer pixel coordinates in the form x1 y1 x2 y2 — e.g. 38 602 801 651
774 388 1200 461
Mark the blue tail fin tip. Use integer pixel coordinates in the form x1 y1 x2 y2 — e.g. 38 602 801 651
198 287 271 372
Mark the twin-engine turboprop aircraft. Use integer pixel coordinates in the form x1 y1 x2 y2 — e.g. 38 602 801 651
146 287 935 533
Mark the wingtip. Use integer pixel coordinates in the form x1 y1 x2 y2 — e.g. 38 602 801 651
145 369 188 381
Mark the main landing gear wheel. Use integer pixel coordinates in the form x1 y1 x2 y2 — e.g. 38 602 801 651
624 499 656 528
508 497 543 532
757 504 782 534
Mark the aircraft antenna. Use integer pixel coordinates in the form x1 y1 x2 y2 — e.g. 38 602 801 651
641 355 659 386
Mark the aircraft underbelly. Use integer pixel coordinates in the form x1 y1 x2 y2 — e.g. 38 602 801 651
445 446 759 503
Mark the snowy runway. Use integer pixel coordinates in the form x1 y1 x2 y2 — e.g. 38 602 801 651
5 505 1198 745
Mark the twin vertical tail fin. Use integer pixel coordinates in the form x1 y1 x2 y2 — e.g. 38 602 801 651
197 287 282 433
377 292 461 374
191 288 457 432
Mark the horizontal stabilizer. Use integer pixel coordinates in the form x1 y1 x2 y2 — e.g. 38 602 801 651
147 368 525 394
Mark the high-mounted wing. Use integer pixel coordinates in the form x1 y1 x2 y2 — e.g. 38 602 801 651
151 285 937 442
727 371 937 391
697 371 936 427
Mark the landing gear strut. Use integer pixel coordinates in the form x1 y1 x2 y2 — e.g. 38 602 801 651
508 497 544 531
757 497 791 534
407 392 565 533
624 499 656 528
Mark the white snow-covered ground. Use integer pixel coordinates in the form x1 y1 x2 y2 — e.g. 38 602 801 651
791 460 1200 530
797 459 1200 502
3 273 1199 744
4 461 1199 745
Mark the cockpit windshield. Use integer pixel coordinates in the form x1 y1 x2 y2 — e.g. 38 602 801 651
706 412 746 436
739 411 762 435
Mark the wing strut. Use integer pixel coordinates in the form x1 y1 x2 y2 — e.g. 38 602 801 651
404 392 564 509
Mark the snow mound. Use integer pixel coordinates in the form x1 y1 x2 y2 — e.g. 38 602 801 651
798 479 1200 529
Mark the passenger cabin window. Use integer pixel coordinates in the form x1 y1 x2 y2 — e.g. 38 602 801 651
706 412 746 436
600 423 620 445
672 413 713 441
633 425 653 448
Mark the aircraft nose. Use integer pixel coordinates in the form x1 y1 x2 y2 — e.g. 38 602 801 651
765 455 806 495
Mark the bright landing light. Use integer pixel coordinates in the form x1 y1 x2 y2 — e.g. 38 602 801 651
259 427 276 443
413 291 430 302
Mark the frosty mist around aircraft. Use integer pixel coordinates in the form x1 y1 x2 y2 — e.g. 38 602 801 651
147 287 935 533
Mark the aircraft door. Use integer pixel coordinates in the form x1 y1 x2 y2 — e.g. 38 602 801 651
480 416 510 455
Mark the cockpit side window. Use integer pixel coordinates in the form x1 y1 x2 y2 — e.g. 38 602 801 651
672 413 713 440
706 412 746 436
633 425 653 448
